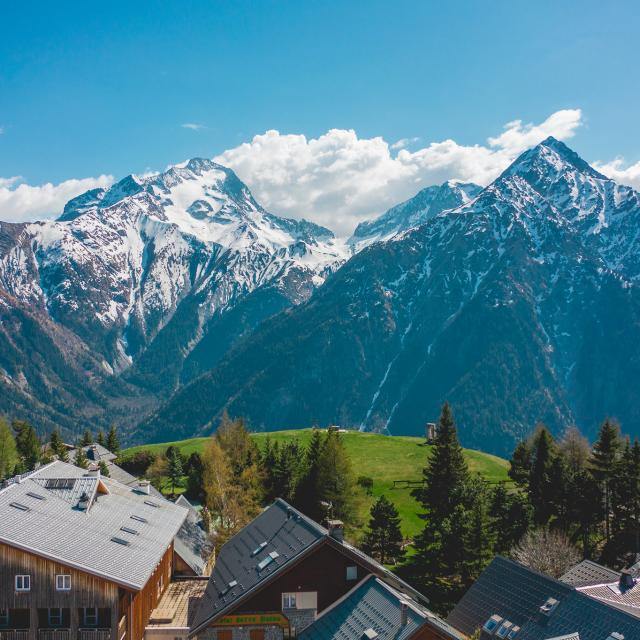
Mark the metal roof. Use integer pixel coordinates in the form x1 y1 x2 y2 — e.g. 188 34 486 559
298 575 462 640
446 557 640 640
0 460 187 591
560 560 622 588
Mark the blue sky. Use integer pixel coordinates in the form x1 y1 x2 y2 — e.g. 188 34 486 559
1 0 639 232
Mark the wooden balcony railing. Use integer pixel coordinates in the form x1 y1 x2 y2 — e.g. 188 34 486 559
38 630 70 640
78 629 111 640
0 630 30 640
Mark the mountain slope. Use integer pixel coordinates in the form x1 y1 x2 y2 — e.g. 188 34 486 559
141 138 640 455
0 160 346 433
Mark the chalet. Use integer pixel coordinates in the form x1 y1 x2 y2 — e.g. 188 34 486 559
171 498 460 640
446 556 640 640
0 460 188 640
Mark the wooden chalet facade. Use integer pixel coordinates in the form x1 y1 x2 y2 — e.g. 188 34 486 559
0 462 188 640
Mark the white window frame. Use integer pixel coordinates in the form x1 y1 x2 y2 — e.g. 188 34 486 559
282 593 297 609
56 574 71 591
0 610 8 627
346 566 358 581
15 575 31 592
48 608 63 628
83 608 98 627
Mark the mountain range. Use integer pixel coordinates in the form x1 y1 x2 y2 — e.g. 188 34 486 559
2 138 640 455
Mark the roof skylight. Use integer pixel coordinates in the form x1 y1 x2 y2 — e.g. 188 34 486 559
257 551 280 571
130 514 148 523
251 541 268 557
120 526 139 535
26 492 45 500
111 536 131 547
9 502 30 512
144 500 160 508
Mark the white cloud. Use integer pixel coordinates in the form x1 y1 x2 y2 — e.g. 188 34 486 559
215 109 584 237
0 175 114 223
593 157 640 191
181 123 205 131
391 137 420 150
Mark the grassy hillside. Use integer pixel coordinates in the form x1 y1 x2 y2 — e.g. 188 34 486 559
122 429 510 539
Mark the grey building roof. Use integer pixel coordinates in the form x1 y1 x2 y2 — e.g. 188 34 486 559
0 460 187 591
190 499 429 635
68 443 118 463
561 560 622 588
298 575 462 640
446 556 640 640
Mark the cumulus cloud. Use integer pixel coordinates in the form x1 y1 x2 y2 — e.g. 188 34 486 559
215 109 584 236
181 123 205 131
593 157 640 192
0 175 114 223
391 137 420 150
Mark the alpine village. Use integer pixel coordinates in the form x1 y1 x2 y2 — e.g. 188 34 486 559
2 4 640 640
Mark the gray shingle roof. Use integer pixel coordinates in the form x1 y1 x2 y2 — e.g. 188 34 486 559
298 575 462 640
190 499 434 635
0 460 187 590
561 560 621 588
447 556 640 640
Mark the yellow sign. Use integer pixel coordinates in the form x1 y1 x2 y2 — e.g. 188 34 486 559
214 613 289 628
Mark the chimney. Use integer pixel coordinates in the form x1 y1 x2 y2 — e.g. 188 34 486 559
77 492 91 511
399 600 409 627
327 519 344 542
138 480 151 495
620 570 635 591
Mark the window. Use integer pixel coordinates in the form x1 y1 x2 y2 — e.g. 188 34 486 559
15 575 31 592
48 608 63 627
83 608 98 627
496 621 513 638
507 627 520 639
346 566 358 581
56 575 71 591
0 610 8 627
282 593 297 609
483 615 503 633
257 551 279 571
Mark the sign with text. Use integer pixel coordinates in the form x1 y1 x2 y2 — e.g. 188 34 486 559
213 613 289 628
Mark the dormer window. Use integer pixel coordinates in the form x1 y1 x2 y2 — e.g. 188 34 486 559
539 597 559 616
496 621 513 638
507 626 520 639
482 614 503 633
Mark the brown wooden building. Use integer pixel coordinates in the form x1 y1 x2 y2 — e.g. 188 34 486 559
0 461 188 640
184 499 462 640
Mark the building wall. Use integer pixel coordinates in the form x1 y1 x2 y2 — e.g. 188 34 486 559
0 541 119 639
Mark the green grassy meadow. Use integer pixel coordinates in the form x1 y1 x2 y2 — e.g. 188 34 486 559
122 429 509 539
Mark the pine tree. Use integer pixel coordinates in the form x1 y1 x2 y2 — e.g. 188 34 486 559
488 482 532 555
361 495 405 565
463 482 495 584
12 420 41 471
74 446 89 470
591 418 622 541
107 424 120 455
185 452 205 501
508 440 532 486
316 430 354 522
96 430 106 447
49 428 65 459
0 418 17 480
293 429 325 521
414 402 470 521
80 430 93 446
167 448 184 495
528 426 556 526
611 439 640 556
569 468 602 558
98 460 110 477
272 440 302 502
262 439 280 502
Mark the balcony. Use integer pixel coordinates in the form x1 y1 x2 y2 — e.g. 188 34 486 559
78 630 111 640
0 630 30 640
38 630 71 640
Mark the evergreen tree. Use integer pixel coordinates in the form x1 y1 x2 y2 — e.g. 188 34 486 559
591 418 622 541
58 444 69 463
80 429 93 446
508 440 532 486
414 402 470 522
316 430 354 522
293 429 325 521
528 426 557 526
488 482 532 555
74 446 89 470
361 495 405 565
272 440 302 502
185 452 205 501
570 468 603 558
12 420 41 471
0 417 18 480
49 428 65 459
610 439 640 556
262 438 280 502
106 424 120 455
167 448 184 494
463 482 495 583
96 429 106 447
98 460 110 477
